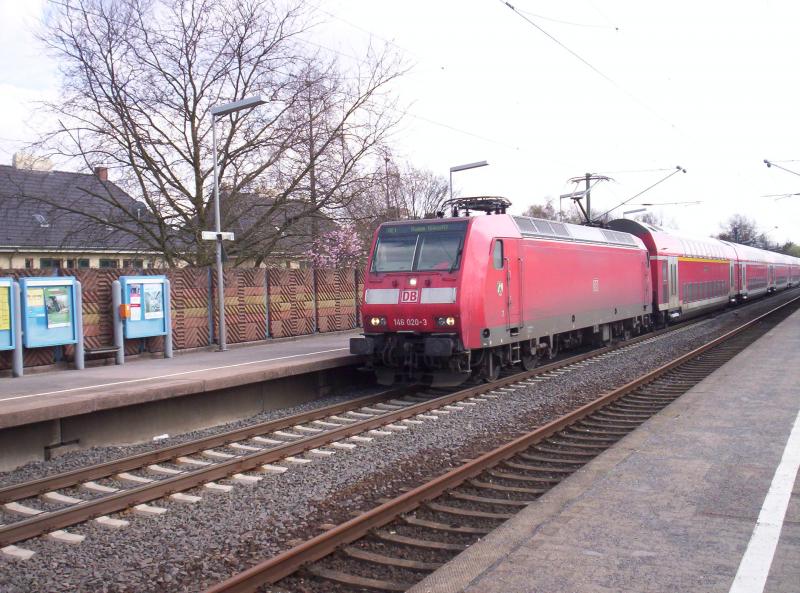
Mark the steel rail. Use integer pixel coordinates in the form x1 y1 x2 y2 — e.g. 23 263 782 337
202 294 800 593
0 391 403 504
0 330 665 548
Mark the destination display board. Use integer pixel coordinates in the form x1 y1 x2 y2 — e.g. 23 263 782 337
120 276 169 339
20 277 78 348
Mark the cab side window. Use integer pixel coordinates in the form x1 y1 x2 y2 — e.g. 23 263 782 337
493 240 504 270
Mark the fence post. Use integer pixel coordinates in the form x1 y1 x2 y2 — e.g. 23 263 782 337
354 268 360 329
264 269 271 339
164 278 173 358
311 268 318 334
207 267 215 346
74 281 85 370
12 282 23 377
112 280 124 365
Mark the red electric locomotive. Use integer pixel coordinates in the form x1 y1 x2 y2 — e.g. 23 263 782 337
351 198 652 385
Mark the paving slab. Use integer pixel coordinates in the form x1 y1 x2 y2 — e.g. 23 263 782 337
0 330 360 430
410 309 800 593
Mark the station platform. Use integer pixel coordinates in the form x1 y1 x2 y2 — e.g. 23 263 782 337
411 311 800 593
0 331 363 469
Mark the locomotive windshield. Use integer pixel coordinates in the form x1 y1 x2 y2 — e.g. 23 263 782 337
371 221 467 273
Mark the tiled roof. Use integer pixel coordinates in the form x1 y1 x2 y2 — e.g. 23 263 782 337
0 165 152 252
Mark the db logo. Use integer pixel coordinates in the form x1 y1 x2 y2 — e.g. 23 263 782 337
400 290 419 303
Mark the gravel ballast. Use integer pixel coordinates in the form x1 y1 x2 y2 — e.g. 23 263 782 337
0 291 796 593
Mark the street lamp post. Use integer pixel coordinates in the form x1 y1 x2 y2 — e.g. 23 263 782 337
210 95 266 351
449 160 488 200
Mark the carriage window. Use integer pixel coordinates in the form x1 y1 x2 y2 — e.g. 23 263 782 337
493 240 504 270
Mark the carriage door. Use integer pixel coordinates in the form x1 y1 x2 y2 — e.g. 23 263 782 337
741 264 747 294
729 261 735 297
668 256 679 309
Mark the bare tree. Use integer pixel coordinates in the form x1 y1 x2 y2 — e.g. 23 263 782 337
716 214 766 247
522 198 584 223
35 0 405 266
635 211 661 226
393 163 448 219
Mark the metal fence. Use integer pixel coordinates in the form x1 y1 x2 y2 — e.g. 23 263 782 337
0 267 363 370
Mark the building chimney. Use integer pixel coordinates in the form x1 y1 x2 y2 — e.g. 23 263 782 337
94 166 108 181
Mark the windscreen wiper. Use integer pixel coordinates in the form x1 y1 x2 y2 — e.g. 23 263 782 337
449 242 464 273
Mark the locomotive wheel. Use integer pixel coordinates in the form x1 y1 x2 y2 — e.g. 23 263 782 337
520 343 538 371
483 354 501 382
521 352 538 371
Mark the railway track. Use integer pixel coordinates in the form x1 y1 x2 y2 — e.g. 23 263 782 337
0 315 695 555
201 295 800 593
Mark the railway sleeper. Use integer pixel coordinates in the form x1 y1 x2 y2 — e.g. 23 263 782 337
533 445 599 458
534 441 607 458
610 401 664 411
402 515 491 535
469 479 546 495
546 438 612 450
426 502 514 520
305 564 410 592
373 530 467 552
519 454 590 466
343 546 442 571
558 430 619 442
507 458 576 472
449 490 534 507
578 419 638 431
594 410 652 421
568 426 630 438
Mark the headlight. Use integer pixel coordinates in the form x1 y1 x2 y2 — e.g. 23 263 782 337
436 316 457 327
369 316 386 327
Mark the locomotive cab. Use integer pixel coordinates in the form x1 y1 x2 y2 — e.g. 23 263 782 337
350 219 471 385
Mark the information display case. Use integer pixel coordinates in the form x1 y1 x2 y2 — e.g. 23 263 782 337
20 277 79 348
119 276 169 339
0 278 15 351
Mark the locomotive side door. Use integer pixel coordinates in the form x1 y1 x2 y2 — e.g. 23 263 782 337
504 239 522 329
487 239 508 332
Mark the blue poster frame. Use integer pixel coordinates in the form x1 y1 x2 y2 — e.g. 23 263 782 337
20 276 78 348
0 278 14 351
120 276 169 339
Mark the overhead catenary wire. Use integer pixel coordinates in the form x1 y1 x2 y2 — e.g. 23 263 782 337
764 159 800 178
496 0 678 131
630 200 702 206
593 165 687 222
595 167 676 175
516 6 618 29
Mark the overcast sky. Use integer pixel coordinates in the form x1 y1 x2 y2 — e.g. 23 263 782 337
1 0 798 242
